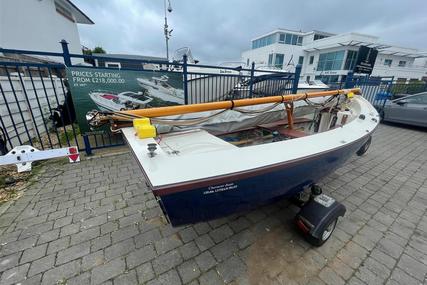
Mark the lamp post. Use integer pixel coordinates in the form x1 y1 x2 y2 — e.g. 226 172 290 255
163 0 173 62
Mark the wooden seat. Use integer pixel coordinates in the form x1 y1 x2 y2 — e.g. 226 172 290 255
276 128 307 138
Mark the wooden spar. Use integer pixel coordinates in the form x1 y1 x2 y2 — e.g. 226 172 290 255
115 88 360 119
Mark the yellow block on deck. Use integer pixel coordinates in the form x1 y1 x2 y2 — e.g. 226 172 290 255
133 118 156 139
133 118 151 128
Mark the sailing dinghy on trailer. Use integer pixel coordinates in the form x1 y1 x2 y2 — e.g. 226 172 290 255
89 88 379 245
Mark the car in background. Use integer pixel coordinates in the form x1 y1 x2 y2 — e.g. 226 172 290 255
382 92 427 127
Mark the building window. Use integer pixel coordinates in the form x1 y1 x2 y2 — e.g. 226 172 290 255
398 61 406 67
275 54 284 68
306 76 311 82
246 58 250 66
316 51 345 71
252 34 276 49
314 34 327 40
268 54 273 66
315 75 339 84
309 56 314 64
279 33 285 43
285 34 292 45
344 50 358 70
298 56 304 65
105 62 121 69
297 36 303 46
384 59 392 66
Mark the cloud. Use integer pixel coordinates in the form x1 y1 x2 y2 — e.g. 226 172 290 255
73 0 427 64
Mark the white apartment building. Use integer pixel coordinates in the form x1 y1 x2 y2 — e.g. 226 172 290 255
0 0 94 61
241 28 427 83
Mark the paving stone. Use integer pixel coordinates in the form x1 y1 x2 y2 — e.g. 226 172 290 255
177 259 201 283
198 269 223 285
318 266 345 285
135 228 162 248
104 237 135 260
229 217 251 233
67 272 91 285
111 224 139 243
41 260 80 285
56 241 90 265
155 234 183 255
370 248 397 269
179 241 200 260
209 224 234 243
195 234 215 251
82 250 105 271
388 267 421 285
216 255 247 283
53 215 72 229
195 250 217 272
210 238 237 262
147 269 182 285
126 245 157 269
193 222 212 235
91 233 111 252
113 269 138 285
81 214 107 230
152 249 183 275
27 254 56 277
1 236 37 257
70 227 100 245
91 257 126 285
0 252 21 272
60 223 80 237
178 227 198 243
20 243 47 264
136 262 155 284
101 221 119 235
47 236 70 254
0 263 30 285
38 228 60 245
397 253 427 281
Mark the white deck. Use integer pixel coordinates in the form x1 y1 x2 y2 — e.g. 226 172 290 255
122 96 379 188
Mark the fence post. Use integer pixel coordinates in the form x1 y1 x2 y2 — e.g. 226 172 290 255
249 62 255 98
292 64 302 94
183 54 188 105
345 71 354 88
83 134 92 155
60 39 72 67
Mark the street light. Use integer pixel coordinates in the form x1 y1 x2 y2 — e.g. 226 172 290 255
164 0 173 62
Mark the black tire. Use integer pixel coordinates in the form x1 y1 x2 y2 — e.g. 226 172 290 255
306 218 337 246
356 136 372 156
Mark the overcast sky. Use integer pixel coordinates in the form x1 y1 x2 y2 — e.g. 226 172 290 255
74 0 427 64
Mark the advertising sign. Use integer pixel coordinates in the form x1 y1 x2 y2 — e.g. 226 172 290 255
353 46 378 74
66 67 184 133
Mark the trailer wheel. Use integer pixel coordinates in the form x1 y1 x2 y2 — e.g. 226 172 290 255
356 136 372 156
307 218 337 246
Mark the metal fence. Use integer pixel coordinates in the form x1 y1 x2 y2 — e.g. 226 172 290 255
0 41 299 155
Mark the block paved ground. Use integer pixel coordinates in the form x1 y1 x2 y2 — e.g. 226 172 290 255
1 123 427 285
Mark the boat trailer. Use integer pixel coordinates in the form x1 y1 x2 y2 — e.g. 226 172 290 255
0 145 80 172
293 185 346 246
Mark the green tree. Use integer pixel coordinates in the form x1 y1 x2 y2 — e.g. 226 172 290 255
82 46 106 65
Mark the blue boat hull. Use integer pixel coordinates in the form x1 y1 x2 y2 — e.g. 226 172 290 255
153 135 370 226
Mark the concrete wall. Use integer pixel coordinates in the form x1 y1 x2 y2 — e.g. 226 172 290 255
0 0 83 62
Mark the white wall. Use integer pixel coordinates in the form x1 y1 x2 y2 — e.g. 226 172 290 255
241 43 304 71
0 0 83 62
